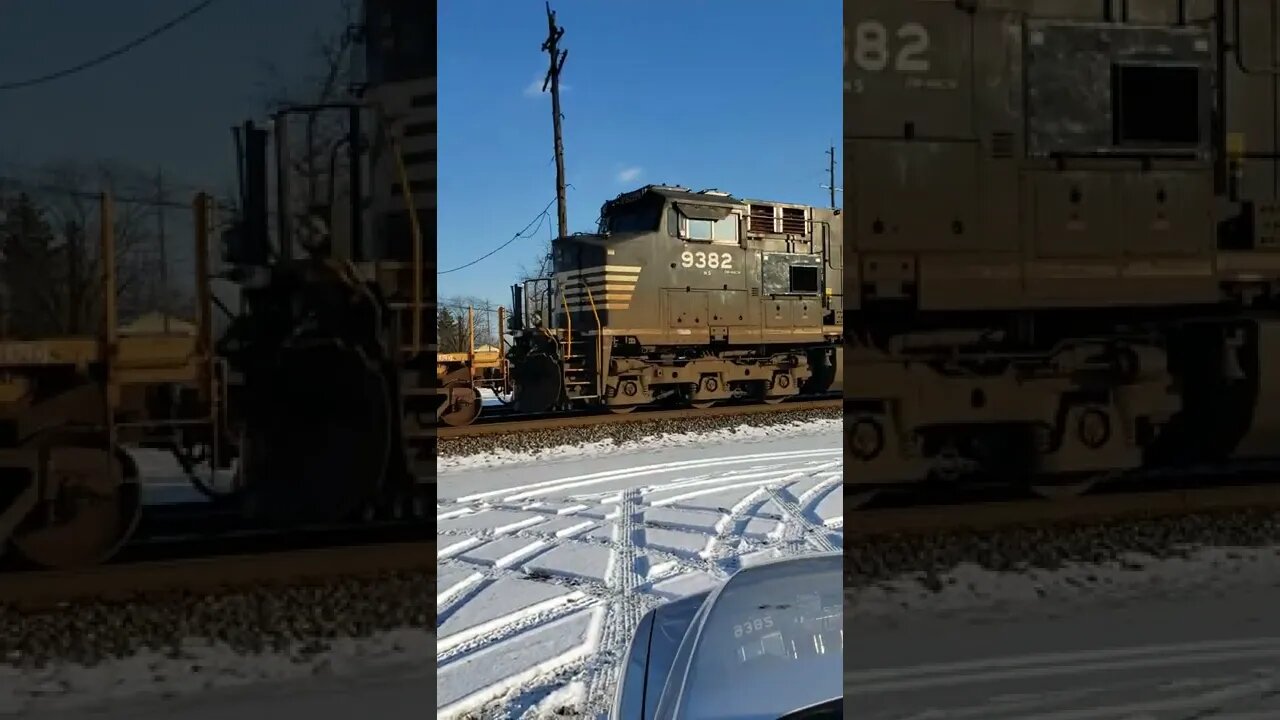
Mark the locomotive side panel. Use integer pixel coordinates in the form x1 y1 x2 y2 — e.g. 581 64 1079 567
844 0 1280 497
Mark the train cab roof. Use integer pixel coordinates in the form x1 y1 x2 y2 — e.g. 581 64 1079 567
607 184 744 208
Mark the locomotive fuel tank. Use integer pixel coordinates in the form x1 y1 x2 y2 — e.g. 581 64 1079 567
846 0 1280 500
509 185 843 414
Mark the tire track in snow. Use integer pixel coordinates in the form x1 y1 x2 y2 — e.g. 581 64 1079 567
768 466 843 553
585 487 644 714
437 591 596 666
766 484 837 553
437 443 843 718
707 486 770 574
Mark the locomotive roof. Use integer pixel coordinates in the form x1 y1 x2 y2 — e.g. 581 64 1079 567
605 184 822 211
606 184 743 207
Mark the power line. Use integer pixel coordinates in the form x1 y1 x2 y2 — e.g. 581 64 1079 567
0 175 231 210
0 0 221 91
438 197 557 275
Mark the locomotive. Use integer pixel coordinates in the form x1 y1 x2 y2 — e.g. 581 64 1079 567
847 0 1280 503
506 185 844 414
216 104 430 523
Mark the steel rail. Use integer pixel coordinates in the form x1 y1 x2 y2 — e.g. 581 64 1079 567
0 540 435 612
438 398 841 439
847 483 1280 539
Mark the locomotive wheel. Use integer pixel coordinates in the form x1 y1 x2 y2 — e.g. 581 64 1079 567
609 405 638 414
690 401 716 410
440 381 483 427
762 396 787 405
10 438 140 569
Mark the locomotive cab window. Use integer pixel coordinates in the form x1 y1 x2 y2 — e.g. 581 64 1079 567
687 218 714 241
1112 63 1201 147
672 203 739 245
790 265 819 294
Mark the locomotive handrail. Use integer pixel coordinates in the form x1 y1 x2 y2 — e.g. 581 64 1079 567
560 288 572 362
100 192 119 430
467 306 475 383
389 132 425 356
582 283 603 398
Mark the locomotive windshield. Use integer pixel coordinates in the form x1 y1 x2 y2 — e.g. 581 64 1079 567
599 195 664 234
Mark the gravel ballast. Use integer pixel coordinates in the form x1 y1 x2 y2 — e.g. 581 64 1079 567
847 509 1280 623
848 509 1280 588
0 570 432 713
438 407 841 460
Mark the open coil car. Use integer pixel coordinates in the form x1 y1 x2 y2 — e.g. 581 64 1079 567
612 552 842 720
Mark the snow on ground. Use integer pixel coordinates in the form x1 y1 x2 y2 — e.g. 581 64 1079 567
436 422 843 718
850 545 1280 621
2 631 434 718
478 387 509 408
849 547 1280 719
128 447 235 505
0 450 432 719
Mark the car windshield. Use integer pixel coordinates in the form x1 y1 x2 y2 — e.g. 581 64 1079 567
658 553 842 720
776 697 843 719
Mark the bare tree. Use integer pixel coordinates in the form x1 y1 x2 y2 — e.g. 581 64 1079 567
441 294 502 349
256 0 360 239
0 161 165 337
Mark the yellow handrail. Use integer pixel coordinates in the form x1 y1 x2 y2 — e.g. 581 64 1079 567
582 283 602 397
559 288 571 361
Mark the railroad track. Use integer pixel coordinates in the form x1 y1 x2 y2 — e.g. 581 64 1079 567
847 480 1280 540
0 502 432 610
0 535 433 612
440 397 840 439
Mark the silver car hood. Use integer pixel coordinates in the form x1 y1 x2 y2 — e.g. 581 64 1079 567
612 552 843 720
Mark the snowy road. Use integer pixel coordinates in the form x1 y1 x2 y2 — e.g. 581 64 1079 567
849 562 1280 719
436 420 843 718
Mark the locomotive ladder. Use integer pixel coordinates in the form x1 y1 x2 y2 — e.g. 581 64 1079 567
558 283 604 401
386 132 432 484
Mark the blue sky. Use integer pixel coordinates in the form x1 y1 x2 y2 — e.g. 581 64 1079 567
438 0 841 308
0 0 350 195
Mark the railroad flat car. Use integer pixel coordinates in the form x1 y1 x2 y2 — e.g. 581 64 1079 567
506 185 844 414
847 0 1280 503
0 193 221 569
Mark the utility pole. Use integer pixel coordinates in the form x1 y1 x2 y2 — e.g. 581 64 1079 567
542 2 569 244
821 145 842 209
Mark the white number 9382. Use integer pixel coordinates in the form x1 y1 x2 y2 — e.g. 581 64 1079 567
681 250 733 271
